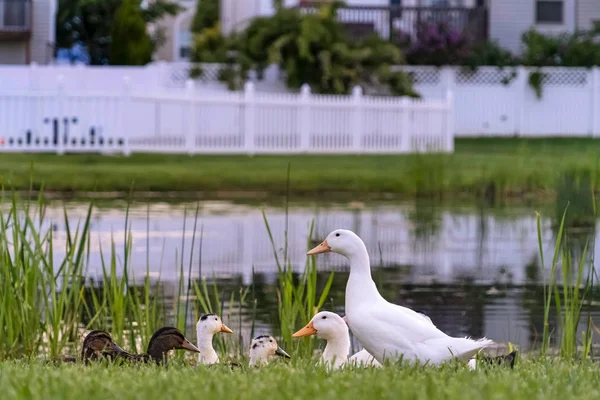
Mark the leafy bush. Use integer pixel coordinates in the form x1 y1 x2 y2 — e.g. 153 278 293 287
196 2 418 96
191 23 230 63
466 40 518 70
403 21 473 66
57 0 180 65
109 0 153 65
192 0 219 34
521 25 600 67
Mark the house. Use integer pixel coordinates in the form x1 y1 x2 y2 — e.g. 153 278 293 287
0 0 56 64
490 0 600 53
217 0 600 54
152 0 197 62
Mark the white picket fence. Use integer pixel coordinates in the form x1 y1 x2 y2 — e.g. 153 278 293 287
0 71 454 155
164 63 600 137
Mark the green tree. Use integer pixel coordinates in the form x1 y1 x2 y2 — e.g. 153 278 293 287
109 0 152 65
212 2 417 96
56 0 181 65
191 0 219 34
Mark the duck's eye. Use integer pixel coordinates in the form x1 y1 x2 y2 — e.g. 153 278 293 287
335 233 340 237
214 318 218 321
269 339 273 343
322 316 327 319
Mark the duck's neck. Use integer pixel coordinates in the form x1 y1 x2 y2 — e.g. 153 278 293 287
322 333 350 369
345 247 382 310
197 334 219 364
249 354 267 367
146 345 169 364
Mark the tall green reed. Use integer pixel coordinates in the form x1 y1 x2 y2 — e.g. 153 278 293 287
0 192 174 359
0 193 91 358
263 213 334 358
537 204 595 360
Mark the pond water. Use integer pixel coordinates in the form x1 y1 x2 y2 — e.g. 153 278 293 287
37 198 600 352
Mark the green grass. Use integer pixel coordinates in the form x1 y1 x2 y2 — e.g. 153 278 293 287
1 359 600 400
2 138 600 198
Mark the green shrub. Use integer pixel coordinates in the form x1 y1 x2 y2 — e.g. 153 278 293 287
521 25 600 67
199 2 417 96
191 0 219 34
109 0 153 65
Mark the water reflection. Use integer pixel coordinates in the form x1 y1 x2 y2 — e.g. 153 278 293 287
13 198 600 351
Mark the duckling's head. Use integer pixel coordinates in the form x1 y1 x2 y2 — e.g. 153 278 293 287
81 330 127 362
146 327 201 364
196 313 233 337
307 229 365 258
292 311 347 342
249 335 290 366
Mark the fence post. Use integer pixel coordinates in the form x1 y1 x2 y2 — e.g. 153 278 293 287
445 90 455 153
441 66 455 100
515 66 527 137
352 86 363 152
153 60 169 89
244 81 256 155
590 67 599 137
120 76 131 156
298 84 311 152
401 97 411 153
186 79 196 154
56 74 65 155
28 61 38 90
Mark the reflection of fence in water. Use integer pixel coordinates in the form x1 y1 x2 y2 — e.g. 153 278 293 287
38 205 597 285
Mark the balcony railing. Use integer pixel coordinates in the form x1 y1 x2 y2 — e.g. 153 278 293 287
0 0 31 39
299 3 488 44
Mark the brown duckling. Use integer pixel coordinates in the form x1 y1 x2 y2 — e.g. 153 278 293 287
481 350 517 368
468 350 517 370
124 327 200 365
58 330 128 364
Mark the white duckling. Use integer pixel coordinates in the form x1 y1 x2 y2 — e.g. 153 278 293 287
293 311 381 369
307 229 494 365
196 313 233 365
249 335 291 366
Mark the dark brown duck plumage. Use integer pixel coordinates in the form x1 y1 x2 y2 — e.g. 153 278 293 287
124 327 200 365
57 330 129 364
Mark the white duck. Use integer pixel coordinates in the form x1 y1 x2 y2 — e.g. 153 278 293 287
307 229 494 365
293 311 381 369
249 335 291 366
196 313 233 365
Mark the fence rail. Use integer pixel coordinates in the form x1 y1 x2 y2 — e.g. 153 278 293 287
0 75 454 155
5 63 600 139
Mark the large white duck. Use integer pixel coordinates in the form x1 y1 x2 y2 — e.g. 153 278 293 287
196 313 233 365
292 311 381 369
307 229 494 365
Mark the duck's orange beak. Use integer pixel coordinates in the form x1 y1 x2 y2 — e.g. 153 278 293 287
220 324 233 334
292 321 317 337
307 240 331 255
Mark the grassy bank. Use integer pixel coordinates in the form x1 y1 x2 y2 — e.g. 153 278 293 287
2 359 600 400
1 138 600 199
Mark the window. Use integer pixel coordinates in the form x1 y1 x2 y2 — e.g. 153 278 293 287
178 30 192 60
536 1 563 24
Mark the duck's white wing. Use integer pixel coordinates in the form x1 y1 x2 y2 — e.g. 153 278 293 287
370 302 448 343
350 301 491 363
414 310 435 326
349 349 382 367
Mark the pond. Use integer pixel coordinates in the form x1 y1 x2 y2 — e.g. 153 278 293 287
37 197 600 352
